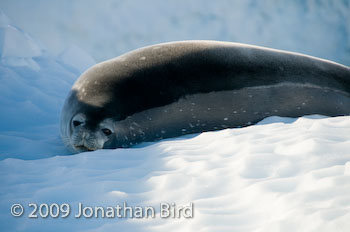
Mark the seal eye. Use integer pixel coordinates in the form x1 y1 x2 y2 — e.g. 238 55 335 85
73 120 82 127
102 128 112 136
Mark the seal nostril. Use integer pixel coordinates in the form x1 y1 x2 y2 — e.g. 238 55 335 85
73 120 82 127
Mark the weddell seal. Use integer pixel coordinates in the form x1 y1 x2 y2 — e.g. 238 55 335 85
60 40 350 152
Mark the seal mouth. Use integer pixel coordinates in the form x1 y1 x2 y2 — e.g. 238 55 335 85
74 145 96 152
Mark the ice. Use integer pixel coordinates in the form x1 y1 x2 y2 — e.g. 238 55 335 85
0 10 11 27
0 18 43 70
0 116 349 231
1 25 42 58
0 5 349 231
58 44 95 74
0 0 348 65
0 14 94 160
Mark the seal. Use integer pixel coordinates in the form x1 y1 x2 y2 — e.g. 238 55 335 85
60 40 350 152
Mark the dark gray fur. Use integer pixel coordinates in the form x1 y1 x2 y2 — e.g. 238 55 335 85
60 41 350 151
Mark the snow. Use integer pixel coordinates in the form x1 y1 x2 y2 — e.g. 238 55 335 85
0 2 350 231
1 116 350 231
0 0 349 65
58 44 96 74
0 14 95 160
1 25 42 59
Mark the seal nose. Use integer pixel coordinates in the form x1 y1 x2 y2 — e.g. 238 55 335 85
82 131 90 139
74 136 95 152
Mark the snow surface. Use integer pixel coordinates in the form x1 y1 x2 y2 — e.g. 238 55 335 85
0 11 95 160
0 4 350 232
1 116 350 232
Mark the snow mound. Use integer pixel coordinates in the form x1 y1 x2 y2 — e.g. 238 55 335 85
0 116 349 232
0 14 94 159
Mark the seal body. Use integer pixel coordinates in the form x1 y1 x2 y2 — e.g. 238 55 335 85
60 41 350 152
